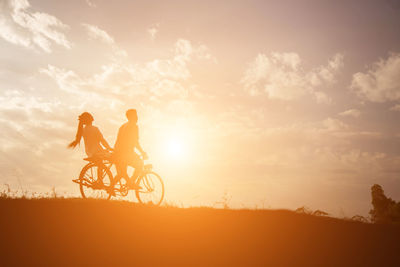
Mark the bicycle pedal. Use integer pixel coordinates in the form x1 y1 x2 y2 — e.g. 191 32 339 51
72 179 81 184
91 184 104 189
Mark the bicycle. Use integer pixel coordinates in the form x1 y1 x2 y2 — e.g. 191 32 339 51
72 154 165 205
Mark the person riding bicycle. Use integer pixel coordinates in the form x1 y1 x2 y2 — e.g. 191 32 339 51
113 109 148 189
68 112 113 185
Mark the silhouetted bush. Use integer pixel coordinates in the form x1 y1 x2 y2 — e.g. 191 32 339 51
369 184 400 223
350 215 369 223
295 206 329 216
312 210 329 216
295 206 312 214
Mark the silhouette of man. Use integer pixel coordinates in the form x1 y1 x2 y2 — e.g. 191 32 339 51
113 109 148 189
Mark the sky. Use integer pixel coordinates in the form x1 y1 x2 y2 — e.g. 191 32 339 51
1 0 400 216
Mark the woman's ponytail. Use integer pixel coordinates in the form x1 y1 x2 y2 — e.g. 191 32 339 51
68 120 84 149
68 112 93 149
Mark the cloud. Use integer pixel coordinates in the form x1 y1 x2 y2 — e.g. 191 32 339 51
40 38 214 98
351 53 400 102
242 52 343 103
211 110 386 182
339 109 361 118
81 23 128 58
147 24 159 40
39 65 83 93
322 117 349 131
0 0 71 52
82 23 114 45
85 0 96 8
173 38 216 64
390 104 400 111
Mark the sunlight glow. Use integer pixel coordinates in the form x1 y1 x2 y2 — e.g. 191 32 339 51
157 124 197 163
165 138 186 159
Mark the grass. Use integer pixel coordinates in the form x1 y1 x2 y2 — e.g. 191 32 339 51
0 184 65 199
0 184 370 222
0 191 399 266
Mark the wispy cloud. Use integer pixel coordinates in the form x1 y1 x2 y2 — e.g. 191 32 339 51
241 52 343 103
0 0 71 52
147 23 159 41
351 53 400 102
40 38 215 98
85 0 96 8
39 65 83 93
390 104 400 111
81 23 127 58
82 23 114 44
339 109 361 118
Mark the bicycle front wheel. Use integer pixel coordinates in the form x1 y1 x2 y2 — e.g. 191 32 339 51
135 171 164 206
79 163 113 200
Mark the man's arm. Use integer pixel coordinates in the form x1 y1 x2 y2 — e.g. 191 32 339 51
136 143 146 156
135 125 147 159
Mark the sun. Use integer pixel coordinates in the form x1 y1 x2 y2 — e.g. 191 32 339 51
155 123 197 163
165 138 186 159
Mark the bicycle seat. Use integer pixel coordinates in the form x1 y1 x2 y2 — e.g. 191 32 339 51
84 152 112 162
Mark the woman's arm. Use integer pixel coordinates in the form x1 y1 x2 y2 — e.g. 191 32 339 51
100 137 113 151
97 128 112 151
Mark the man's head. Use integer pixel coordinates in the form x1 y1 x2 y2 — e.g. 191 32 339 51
126 109 138 123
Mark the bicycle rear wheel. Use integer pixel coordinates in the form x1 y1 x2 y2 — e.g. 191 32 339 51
135 171 164 206
79 163 113 200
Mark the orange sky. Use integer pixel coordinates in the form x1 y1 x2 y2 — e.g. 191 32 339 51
1 0 400 216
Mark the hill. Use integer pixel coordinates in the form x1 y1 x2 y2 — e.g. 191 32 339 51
0 198 399 266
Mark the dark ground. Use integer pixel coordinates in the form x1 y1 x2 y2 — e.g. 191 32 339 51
0 198 399 266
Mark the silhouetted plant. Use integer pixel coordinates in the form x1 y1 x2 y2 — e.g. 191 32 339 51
351 215 369 223
369 184 400 223
214 192 231 209
295 206 312 214
312 210 329 216
0 185 66 200
51 186 57 198
295 206 329 216
0 184 12 198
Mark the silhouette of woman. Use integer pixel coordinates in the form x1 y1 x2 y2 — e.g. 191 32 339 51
68 112 112 157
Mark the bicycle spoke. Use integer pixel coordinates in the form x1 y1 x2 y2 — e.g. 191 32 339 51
84 173 93 182
79 163 113 200
135 172 164 206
